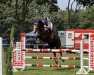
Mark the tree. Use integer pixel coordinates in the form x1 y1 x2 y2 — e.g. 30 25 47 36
78 6 94 29
76 0 94 7
0 0 59 75
66 0 82 29
35 0 58 13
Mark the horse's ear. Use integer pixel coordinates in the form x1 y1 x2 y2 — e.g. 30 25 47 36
38 20 44 26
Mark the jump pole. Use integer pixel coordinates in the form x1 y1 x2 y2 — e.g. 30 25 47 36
12 32 26 71
76 33 94 74
88 34 94 71
76 39 88 74
0 37 2 75
13 32 94 73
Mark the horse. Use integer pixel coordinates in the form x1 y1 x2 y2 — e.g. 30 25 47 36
33 20 65 64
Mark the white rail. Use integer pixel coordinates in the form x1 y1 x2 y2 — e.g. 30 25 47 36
0 37 2 75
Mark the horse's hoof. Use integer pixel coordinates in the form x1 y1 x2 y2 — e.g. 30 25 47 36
62 59 65 62
55 61 58 64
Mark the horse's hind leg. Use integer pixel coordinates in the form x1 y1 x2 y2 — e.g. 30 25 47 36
60 52 65 62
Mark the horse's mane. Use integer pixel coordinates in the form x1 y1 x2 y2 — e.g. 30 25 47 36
38 20 44 29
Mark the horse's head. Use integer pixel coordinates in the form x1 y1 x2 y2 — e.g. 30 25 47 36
37 20 44 29
33 22 38 33
33 20 45 38
33 20 44 32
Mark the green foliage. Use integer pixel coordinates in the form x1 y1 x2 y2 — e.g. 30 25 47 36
0 1 15 36
76 0 94 7
49 4 58 13
35 0 58 13
35 0 49 5
35 0 57 5
78 6 94 29
0 0 59 37
52 0 57 4
0 0 94 37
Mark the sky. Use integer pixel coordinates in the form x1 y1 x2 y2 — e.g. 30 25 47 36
57 0 77 10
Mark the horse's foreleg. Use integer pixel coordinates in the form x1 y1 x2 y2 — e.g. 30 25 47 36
49 44 58 64
53 52 58 64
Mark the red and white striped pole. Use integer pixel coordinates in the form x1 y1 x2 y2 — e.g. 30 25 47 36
12 32 26 71
22 49 79 53
25 64 80 68
89 34 94 71
25 56 80 60
21 32 26 49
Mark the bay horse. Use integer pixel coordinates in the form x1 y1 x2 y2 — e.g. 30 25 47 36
33 20 65 64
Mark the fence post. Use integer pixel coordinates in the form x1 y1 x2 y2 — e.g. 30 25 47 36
76 40 88 74
0 37 2 75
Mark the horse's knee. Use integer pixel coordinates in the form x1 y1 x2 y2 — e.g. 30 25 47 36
53 52 56 56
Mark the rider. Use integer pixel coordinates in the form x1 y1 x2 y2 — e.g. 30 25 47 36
44 17 53 35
